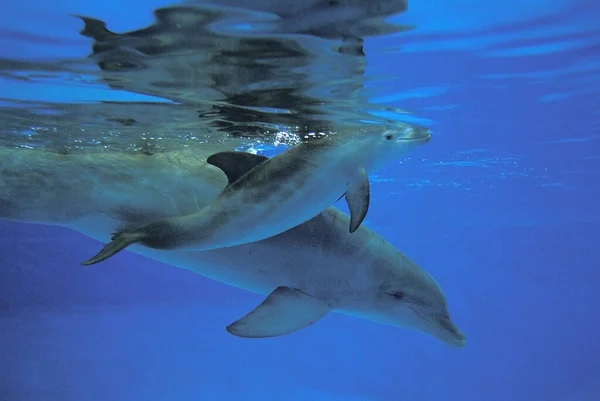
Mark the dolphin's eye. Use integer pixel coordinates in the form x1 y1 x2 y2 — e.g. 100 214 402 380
385 134 393 141
392 291 405 300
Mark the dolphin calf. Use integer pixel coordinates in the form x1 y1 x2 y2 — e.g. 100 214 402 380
81 124 431 265
0 147 465 346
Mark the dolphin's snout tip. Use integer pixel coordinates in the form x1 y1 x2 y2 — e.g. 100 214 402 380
443 328 466 348
449 332 467 348
438 315 466 348
418 127 432 143
402 126 432 144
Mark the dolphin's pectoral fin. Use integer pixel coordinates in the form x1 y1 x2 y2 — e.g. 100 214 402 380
226 286 330 338
345 167 370 233
206 151 269 185
80 231 144 266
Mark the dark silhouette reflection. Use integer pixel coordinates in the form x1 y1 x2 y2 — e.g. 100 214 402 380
78 1 410 140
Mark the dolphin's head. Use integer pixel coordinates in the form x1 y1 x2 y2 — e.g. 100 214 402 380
379 123 432 155
344 123 432 171
350 249 466 347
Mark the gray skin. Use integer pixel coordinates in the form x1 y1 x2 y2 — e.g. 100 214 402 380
0 146 465 347
81 124 431 265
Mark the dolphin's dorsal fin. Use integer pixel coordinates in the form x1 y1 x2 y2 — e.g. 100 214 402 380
345 167 370 233
226 286 330 338
76 16 119 41
206 151 269 185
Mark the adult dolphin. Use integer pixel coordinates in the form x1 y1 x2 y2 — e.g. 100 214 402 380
0 147 465 346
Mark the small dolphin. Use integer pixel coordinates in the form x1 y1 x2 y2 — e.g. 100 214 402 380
0 147 464 346
80 124 431 265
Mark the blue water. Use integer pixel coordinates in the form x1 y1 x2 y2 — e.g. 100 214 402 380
1 0 600 400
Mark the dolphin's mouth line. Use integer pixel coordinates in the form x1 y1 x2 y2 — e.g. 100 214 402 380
408 306 441 331
409 306 436 325
408 305 464 344
396 136 431 143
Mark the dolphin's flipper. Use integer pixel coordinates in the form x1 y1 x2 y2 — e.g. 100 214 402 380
206 151 269 185
80 231 144 266
226 286 330 338
345 167 370 233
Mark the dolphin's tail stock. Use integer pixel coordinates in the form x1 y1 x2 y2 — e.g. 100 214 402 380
80 231 144 266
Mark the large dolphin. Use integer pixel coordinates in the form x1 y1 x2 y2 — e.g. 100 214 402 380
81 124 431 265
0 146 465 346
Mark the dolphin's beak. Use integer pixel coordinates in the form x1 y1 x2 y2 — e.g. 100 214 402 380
399 126 432 144
435 315 467 348
410 306 466 347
